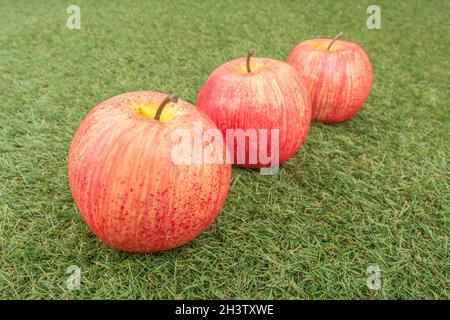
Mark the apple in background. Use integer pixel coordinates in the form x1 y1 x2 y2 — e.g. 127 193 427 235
287 33 372 122
68 91 231 252
197 50 311 168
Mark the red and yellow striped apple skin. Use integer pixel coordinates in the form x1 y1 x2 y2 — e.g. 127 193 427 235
68 91 231 252
197 57 311 167
287 39 372 123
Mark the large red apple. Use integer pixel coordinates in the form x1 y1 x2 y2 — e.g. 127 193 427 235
197 50 311 168
68 91 231 252
287 33 372 122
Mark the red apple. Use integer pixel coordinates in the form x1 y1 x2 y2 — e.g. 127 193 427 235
68 91 231 252
197 50 311 168
287 33 372 122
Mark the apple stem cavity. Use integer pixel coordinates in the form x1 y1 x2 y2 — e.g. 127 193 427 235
327 32 344 51
246 49 255 73
154 93 178 121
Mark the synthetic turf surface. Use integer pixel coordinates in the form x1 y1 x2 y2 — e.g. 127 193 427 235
0 0 448 299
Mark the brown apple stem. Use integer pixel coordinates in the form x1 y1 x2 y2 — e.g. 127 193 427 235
327 32 344 51
154 93 178 120
246 49 255 73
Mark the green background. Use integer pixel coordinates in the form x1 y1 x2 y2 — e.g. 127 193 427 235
0 0 448 299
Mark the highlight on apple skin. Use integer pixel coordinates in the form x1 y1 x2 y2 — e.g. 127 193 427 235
68 91 231 252
196 50 312 168
286 34 372 123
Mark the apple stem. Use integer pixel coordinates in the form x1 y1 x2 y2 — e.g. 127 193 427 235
154 93 178 121
327 32 344 51
246 49 255 73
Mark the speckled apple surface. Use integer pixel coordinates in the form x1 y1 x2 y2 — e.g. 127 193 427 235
197 57 312 168
68 91 231 252
287 39 372 122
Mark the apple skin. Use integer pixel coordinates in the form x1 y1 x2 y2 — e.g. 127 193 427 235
286 39 372 122
68 91 231 252
196 57 311 168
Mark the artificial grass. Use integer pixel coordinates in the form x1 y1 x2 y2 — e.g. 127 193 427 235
0 0 448 299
